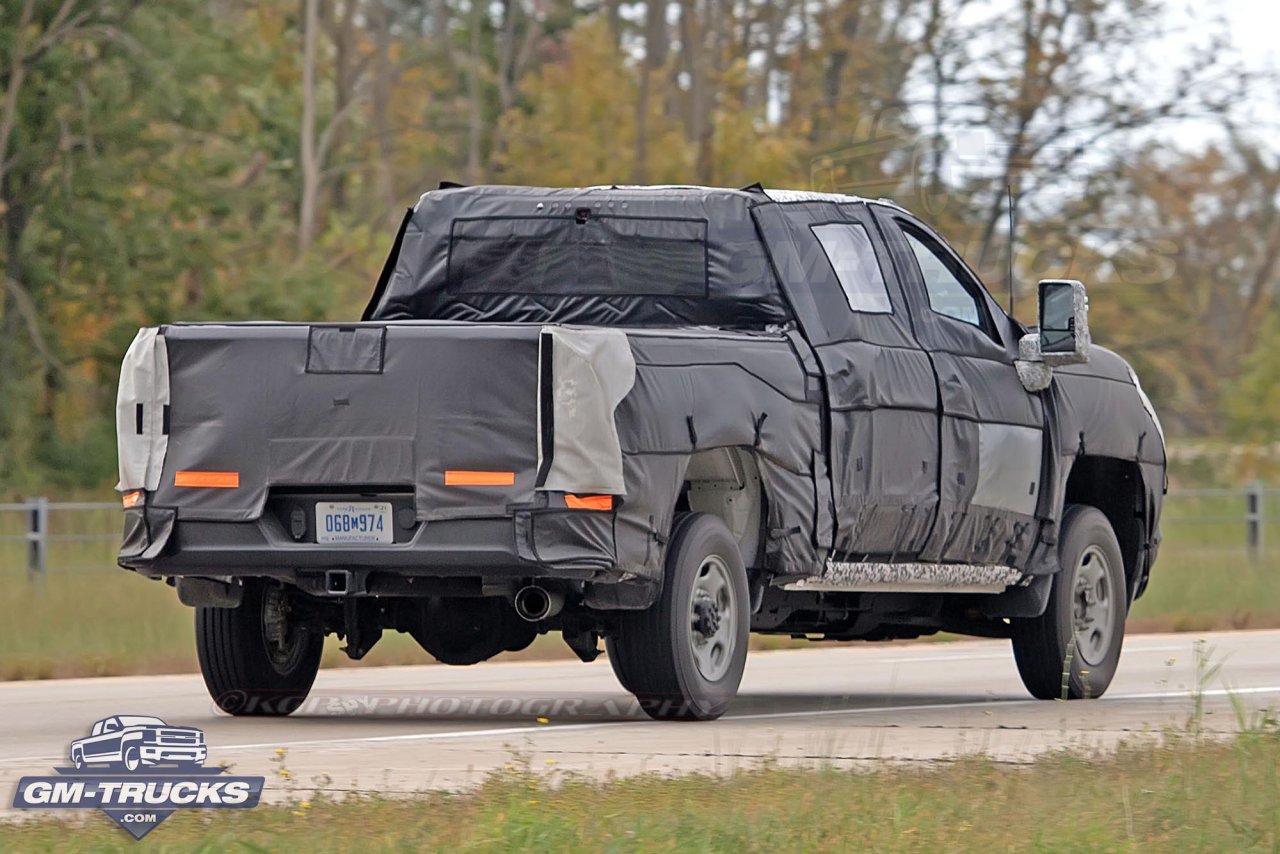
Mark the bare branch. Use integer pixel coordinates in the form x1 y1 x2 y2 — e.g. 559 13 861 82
3 275 66 375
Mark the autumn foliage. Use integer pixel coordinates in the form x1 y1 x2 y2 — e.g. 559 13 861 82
0 0 1274 494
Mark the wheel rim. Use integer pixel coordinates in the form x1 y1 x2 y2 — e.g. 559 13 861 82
688 554 737 682
124 749 139 771
260 585 308 675
1072 544 1114 667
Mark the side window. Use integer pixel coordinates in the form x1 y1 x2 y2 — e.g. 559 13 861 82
901 228 983 327
811 223 893 314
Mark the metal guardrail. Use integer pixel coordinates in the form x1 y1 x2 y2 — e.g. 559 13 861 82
1 485 1276 580
1158 483 1274 557
0 499 118 580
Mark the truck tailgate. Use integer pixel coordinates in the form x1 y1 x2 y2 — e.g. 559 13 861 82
145 322 541 523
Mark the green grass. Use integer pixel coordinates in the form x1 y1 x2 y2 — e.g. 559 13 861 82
0 571 195 679
1129 548 1280 632
3 732 1278 851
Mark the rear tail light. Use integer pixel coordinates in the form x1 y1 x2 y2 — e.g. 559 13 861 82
564 494 614 511
444 470 516 487
174 471 240 488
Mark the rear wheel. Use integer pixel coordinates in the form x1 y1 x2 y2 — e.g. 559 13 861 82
608 513 749 721
1012 504 1128 699
605 636 638 695
196 581 323 716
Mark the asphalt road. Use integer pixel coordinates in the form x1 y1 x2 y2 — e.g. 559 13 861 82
1 630 1277 804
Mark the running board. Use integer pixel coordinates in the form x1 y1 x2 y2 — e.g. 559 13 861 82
782 562 1025 594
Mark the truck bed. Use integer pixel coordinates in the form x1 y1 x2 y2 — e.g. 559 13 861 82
117 320 821 603
154 321 543 523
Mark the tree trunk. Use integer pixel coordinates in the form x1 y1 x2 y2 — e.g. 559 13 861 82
633 0 669 183
602 0 624 47
298 0 320 256
464 0 484 184
0 171 25 387
680 0 712 181
693 0 723 184
371 0 398 223
329 0 360 211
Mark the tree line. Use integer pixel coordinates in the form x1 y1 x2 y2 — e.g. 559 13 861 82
0 0 1275 494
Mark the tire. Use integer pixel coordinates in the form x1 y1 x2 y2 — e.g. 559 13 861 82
196 580 323 717
1012 504 1128 700
608 513 750 721
604 635 637 695
122 745 141 772
71 749 84 770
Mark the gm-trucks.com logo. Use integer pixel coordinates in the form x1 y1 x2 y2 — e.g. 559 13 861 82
11 715 264 840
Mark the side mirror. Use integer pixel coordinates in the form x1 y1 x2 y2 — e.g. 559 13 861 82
1037 279 1090 365
1015 279 1090 392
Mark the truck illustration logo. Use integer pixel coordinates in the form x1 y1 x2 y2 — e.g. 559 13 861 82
70 715 208 771
11 716 265 840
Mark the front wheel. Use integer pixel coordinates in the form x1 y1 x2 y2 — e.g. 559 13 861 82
196 581 323 717
1012 504 1128 699
607 513 750 721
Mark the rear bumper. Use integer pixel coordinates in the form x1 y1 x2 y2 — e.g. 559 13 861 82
118 504 621 582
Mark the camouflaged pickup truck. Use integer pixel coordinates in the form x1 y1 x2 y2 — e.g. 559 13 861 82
116 184 1166 720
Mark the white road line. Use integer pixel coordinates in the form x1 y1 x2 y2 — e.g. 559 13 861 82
0 635 1259 768
179 684 1280 751
3 684 1274 767
1108 685 1280 701
838 643 1189 666
0 641 1209 697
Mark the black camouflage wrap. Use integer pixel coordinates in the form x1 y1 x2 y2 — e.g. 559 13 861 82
120 185 1165 609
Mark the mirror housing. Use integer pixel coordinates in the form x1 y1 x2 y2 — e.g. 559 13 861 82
1015 279 1090 392
1037 279 1090 366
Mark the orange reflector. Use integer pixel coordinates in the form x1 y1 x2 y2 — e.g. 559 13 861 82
444 470 515 487
121 490 144 509
174 471 240 489
565 494 614 511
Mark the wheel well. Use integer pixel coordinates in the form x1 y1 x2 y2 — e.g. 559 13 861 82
680 448 764 568
1062 456 1146 601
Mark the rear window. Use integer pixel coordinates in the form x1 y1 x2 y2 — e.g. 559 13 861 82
446 215 709 298
811 222 893 314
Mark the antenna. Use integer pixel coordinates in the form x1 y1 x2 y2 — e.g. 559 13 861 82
1006 183 1016 319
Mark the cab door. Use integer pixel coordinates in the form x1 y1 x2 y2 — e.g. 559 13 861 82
871 207 1045 567
757 199 940 560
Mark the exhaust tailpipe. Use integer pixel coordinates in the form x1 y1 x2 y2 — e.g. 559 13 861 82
513 585 563 622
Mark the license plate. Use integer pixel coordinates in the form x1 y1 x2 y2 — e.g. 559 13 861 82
315 502 393 544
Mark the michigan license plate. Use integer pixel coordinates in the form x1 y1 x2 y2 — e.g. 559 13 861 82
315 502 393 544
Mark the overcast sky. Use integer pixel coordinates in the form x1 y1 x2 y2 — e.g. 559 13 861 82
1177 0 1278 136
1220 0 1279 72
